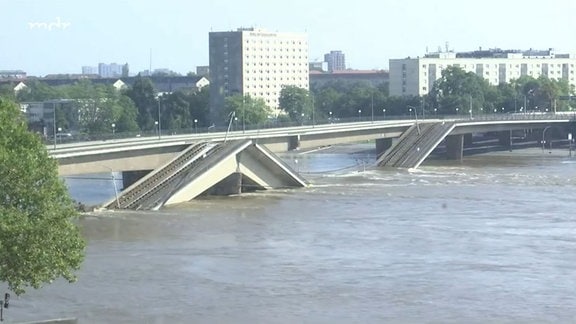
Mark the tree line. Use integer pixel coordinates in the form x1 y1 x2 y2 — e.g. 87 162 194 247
0 67 573 137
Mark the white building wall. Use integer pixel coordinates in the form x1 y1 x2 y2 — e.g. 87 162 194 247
241 29 309 111
390 54 576 97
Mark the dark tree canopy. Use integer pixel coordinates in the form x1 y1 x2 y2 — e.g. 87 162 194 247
0 98 85 295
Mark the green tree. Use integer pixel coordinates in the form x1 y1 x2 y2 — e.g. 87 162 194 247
223 95 271 126
115 95 140 133
279 85 313 121
428 66 492 115
185 86 210 127
0 98 85 295
124 75 158 130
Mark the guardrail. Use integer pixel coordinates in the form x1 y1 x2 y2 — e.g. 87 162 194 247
45 112 576 150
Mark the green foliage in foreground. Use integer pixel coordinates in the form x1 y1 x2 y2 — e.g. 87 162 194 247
0 98 85 295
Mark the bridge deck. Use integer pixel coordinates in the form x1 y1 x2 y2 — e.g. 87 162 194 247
103 140 308 210
377 121 455 168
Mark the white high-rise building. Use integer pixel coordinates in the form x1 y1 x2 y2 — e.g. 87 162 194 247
390 48 576 97
209 27 309 122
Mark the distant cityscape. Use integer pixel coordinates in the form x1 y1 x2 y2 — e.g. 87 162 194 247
2 27 576 116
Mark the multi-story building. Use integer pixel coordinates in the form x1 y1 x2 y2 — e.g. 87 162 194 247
390 48 576 97
324 50 346 72
97 63 126 78
0 70 27 80
81 66 97 75
209 27 309 122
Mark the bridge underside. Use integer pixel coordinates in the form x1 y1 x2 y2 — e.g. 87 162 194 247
103 140 307 210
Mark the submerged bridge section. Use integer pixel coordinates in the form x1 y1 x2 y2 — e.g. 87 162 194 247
377 121 455 168
103 140 307 210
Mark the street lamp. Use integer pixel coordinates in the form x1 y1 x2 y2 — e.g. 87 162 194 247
234 116 238 131
469 109 472 119
501 107 505 113
383 108 386 119
455 107 459 115
157 96 162 139
407 105 420 134
329 111 332 123
52 102 58 150
194 119 198 133
154 120 159 139
358 109 362 122
111 123 115 136
301 113 304 126
434 108 437 116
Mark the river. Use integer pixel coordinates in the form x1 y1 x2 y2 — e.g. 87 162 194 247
6 146 576 323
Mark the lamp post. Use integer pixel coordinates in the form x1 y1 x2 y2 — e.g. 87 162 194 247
154 120 159 139
102 165 120 208
371 93 374 123
111 123 115 136
383 108 386 119
194 119 198 133
301 113 304 126
434 108 437 116
157 96 162 139
358 109 361 122
329 111 332 123
455 107 459 115
311 95 315 127
52 102 58 150
234 116 238 131
241 96 245 133
407 105 420 134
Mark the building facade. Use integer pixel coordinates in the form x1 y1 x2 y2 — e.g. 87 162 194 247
310 70 389 88
324 50 346 72
390 48 576 97
209 27 309 123
0 70 27 80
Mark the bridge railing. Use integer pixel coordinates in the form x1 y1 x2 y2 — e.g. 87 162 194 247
44 111 576 148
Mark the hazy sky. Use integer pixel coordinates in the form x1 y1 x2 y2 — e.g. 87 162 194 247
2 0 576 76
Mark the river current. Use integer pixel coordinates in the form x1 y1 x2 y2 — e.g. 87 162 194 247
6 146 576 323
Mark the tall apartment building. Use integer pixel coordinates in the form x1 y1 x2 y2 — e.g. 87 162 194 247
209 27 309 123
97 63 128 78
324 50 346 72
390 48 576 97
81 66 97 75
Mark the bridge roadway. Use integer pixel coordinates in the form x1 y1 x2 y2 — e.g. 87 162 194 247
50 114 575 176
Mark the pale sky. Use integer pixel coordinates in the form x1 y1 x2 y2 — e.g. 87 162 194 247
2 0 576 76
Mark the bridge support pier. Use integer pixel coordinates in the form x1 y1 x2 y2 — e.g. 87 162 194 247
206 172 243 195
464 133 474 147
288 135 300 151
446 135 464 161
375 138 394 158
497 131 513 150
122 170 151 190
